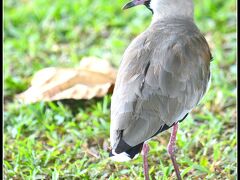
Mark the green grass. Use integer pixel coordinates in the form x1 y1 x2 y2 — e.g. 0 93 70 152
4 0 236 179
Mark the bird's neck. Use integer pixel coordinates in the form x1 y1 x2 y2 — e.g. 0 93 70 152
150 0 194 25
151 13 194 25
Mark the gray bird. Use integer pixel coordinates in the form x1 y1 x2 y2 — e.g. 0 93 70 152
109 0 212 179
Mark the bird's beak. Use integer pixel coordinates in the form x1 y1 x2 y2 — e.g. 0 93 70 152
122 0 148 10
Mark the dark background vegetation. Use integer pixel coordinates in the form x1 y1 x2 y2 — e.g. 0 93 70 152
4 0 236 179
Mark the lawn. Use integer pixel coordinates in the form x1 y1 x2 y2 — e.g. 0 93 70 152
4 0 237 179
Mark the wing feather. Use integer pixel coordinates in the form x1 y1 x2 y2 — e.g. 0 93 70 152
110 18 211 148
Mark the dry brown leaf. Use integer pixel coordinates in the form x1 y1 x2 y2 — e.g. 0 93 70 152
16 57 117 104
204 32 215 50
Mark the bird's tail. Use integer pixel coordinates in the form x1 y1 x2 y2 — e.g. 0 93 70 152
109 143 143 162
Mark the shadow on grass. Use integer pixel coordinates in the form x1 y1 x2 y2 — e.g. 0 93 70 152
49 97 109 115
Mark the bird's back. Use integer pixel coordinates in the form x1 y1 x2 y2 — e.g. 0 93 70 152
110 17 211 159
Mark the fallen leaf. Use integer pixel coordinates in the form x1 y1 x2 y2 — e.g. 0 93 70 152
16 57 117 104
204 32 215 50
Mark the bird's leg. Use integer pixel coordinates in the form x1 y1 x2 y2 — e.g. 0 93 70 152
142 142 150 180
167 123 182 180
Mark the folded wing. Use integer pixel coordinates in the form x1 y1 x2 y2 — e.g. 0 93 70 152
110 18 211 152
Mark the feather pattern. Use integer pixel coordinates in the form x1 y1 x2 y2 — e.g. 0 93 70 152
110 17 211 152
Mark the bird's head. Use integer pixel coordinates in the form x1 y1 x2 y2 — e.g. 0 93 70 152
123 0 153 13
123 0 194 20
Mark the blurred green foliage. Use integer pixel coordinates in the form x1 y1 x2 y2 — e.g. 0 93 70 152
4 0 236 179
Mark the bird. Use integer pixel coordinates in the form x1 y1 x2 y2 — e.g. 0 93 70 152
109 0 212 179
